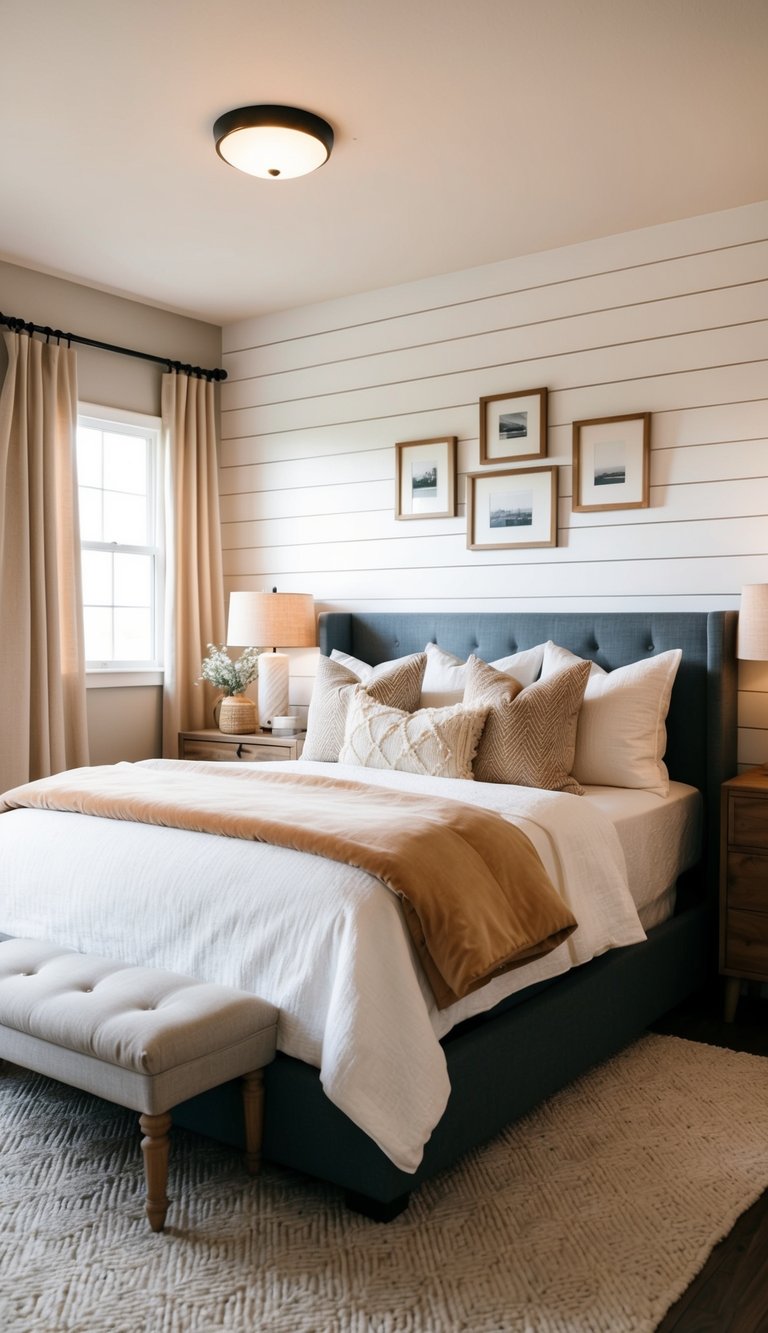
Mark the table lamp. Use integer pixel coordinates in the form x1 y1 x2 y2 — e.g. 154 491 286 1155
737 584 768 662
227 589 316 729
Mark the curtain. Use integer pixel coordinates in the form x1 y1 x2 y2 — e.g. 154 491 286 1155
0 331 89 793
161 372 225 757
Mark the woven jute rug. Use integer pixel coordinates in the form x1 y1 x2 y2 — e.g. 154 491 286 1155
2 1033 767 1333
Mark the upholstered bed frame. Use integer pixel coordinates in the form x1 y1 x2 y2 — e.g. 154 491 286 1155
179 610 738 1219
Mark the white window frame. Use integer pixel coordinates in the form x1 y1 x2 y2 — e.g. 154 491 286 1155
78 402 164 687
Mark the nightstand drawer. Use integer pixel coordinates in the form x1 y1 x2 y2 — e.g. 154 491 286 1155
182 738 262 762
724 907 768 976
726 852 768 911
728 795 768 850
178 731 304 763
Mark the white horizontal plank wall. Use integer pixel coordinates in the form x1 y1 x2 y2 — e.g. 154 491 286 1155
220 201 768 761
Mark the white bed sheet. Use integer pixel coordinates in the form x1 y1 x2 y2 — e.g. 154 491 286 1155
583 781 702 928
0 759 650 1173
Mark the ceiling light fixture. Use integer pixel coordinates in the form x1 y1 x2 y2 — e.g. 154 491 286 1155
213 104 334 180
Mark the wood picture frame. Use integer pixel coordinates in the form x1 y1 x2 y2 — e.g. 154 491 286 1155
479 387 548 464
395 436 457 520
467 466 558 550
572 412 650 512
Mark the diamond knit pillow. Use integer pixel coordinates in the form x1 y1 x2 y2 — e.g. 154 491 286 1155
463 655 590 793
338 689 489 779
303 652 427 762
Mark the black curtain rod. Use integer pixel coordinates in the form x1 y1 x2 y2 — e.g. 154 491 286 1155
0 310 227 382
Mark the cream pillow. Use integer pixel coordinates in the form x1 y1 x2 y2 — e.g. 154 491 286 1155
541 642 682 795
303 652 426 762
463 655 590 794
421 640 545 707
339 689 488 779
330 648 403 681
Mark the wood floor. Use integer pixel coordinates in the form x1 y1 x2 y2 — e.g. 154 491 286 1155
651 989 768 1333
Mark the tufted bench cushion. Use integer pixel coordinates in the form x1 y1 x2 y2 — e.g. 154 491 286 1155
0 937 279 1231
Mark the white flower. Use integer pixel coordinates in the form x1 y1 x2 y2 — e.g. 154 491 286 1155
199 644 260 696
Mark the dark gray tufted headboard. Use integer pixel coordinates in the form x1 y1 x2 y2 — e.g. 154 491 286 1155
318 610 738 841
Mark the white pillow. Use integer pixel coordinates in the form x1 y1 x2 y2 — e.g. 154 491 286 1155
541 642 682 795
421 641 545 707
330 648 404 681
339 689 488 780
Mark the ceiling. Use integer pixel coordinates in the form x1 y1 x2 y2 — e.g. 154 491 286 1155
1 0 766 327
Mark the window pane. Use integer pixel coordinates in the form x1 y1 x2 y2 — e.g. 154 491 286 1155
78 487 103 542
114 553 152 607
76 427 102 487
103 490 147 544
103 433 147 495
84 607 113 662
114 607 152 661
81 550 113 606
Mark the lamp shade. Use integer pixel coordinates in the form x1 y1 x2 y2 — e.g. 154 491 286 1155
737 584 768 660
213 105 334 180
226 591 316 650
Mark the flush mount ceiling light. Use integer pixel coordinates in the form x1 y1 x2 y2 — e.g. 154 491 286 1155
213 104 334 180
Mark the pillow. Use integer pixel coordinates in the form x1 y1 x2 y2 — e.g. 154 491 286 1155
540 642 682 795
421 640 545 707
303 652 426 762
338 689 488 779
463 655 590 794
329 648 404 681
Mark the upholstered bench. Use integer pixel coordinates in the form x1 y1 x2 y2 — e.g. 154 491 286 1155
0 937 278 1232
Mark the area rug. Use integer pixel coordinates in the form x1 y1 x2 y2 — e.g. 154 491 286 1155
1 1033 767 1333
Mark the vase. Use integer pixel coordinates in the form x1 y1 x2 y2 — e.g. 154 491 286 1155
217 694 257 735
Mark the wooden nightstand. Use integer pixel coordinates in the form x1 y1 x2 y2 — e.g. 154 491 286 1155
178 729 305 763
720 768 768 1021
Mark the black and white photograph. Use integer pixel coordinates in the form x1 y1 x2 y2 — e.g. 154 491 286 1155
573 413 650 512
499 411 528 440
411 460 438 505
479 388 547 464
395 436 456 520
593 441 626 487
490 488 533 528
468 467 557 550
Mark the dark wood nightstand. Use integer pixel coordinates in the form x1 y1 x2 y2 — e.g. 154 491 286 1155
178 729 305 763
720 768 768 1021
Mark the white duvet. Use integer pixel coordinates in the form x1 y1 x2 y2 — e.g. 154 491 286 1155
0 758 645 1172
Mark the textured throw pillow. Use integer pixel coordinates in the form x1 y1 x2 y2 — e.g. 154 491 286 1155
338 689 488 779
329 648 403 681
540 642 682 795
420 640 545 707
463 655 590 793
303 652 427 762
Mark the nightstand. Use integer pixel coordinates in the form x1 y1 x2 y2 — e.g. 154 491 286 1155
720 768 768 1021
178 729 305 763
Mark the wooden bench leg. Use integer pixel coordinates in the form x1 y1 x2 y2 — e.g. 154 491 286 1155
140 1111 172 1232
241 1069 265 1175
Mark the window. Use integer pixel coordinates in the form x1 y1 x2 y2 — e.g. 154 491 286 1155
77 405 163 670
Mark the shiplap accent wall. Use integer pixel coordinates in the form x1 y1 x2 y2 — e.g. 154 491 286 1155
220 201 768 765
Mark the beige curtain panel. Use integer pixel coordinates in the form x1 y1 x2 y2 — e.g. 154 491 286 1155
161 372 225 757
0 331 89 793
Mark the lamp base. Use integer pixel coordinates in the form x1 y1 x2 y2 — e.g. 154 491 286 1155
258 653 289 729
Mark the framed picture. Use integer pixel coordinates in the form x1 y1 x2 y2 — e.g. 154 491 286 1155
479 387 548 464
467 466 558 550
572 412 650 512
395 436 457 520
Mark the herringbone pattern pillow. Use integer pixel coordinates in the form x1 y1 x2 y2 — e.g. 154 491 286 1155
338 689 489 778
303 652 427 762
464 655 590 793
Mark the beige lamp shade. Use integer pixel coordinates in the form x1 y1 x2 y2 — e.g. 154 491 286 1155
226 591 316 729
226 591 316 650
737 584 768 660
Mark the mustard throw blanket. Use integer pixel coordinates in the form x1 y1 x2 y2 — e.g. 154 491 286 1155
0 763 577 1009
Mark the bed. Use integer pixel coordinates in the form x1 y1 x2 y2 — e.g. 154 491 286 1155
0 610 737 1219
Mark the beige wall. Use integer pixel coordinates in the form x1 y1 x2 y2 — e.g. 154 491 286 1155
1 259 222 763
220 201 768 760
